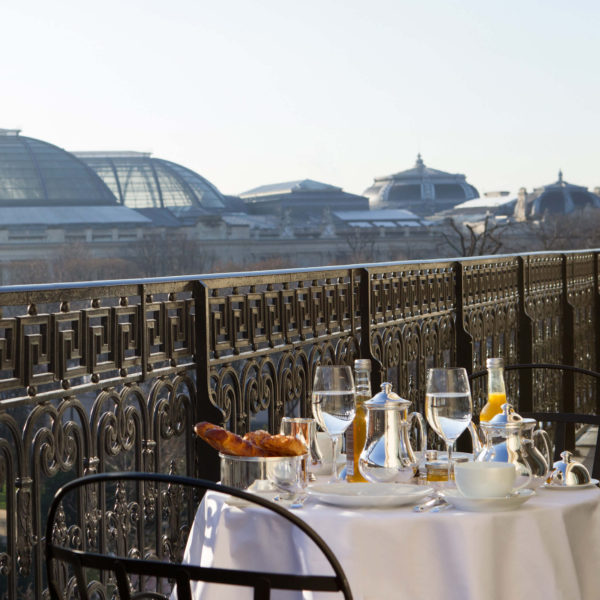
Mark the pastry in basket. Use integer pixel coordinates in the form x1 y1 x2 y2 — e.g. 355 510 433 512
194 422 307 457
254 432 307 457
194 422 269 456
243 429 272 447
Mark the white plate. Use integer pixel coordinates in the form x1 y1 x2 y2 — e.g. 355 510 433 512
441 488 535 512
306 482 433 508
543 478 599 491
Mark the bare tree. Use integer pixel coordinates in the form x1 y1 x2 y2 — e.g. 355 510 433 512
128 234 214 277
439 215 507 257
342 227 380 263
52 243 133 282
524 207 600 251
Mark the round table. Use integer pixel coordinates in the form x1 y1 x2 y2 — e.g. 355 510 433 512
182 484 600 600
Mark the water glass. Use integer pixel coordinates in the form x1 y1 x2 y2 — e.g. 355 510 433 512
280 416 323 480
311 365 355 482
425 367 473 481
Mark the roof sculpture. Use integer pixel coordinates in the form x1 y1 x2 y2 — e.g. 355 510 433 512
363 154 479 216
0 129 117 206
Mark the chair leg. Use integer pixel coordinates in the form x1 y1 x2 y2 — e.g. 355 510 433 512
254 577 271 600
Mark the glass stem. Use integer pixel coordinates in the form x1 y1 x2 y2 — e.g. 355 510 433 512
330 435 340 482
446 441 453 482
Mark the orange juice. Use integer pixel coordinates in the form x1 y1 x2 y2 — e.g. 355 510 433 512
479 391 506 422
346 359 371 482
346 398 368 482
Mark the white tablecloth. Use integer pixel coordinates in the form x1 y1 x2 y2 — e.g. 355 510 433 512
182 485 600 600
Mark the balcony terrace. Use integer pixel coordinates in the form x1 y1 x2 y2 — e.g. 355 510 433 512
0 249 598 598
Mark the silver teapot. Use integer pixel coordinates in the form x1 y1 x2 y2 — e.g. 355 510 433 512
476 403 551 489
359 383 426 483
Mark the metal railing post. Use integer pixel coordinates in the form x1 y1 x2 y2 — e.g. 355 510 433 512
517 256 533 412
561 255 576 450
359 267 384 390
455 261 473 373
194 279 222 482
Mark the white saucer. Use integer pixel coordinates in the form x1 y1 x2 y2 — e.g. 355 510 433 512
441 488 535 512
307 482 433 508
543 478 599 490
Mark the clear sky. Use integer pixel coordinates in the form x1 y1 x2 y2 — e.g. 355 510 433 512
1 0 599 197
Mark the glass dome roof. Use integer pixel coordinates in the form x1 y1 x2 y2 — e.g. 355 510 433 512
525 171 600 218
75 152 226 211
363 154 479 216
0 129 117 206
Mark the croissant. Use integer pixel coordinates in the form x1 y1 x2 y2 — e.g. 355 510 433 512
256 433 307 457
243 430 272 447
194 422 269 457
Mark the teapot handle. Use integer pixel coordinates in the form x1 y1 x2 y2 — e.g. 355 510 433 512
408 411 426 456
533 428 552 478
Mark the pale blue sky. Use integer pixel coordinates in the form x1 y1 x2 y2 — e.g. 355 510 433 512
1 0 599 197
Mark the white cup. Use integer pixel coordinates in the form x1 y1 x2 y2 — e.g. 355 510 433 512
454 462 516 498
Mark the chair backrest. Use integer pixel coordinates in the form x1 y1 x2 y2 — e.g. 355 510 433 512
469 361 600 421
520 411 600 480
45 472 353 600
469 362 600 385
469 363 600 480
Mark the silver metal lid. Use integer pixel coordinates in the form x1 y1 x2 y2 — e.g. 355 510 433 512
364 382 410 409
548 450 591 486
486 357 504 368
354 359 372 371
480 402 525 430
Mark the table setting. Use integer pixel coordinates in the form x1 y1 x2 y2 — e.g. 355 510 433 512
188 361 600 599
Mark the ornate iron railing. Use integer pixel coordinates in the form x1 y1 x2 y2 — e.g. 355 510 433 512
0 250 599 598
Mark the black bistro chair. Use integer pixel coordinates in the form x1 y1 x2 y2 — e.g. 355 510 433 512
46 471 353 600
470 362 600 479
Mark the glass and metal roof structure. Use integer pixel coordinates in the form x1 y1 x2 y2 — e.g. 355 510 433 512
75 151 226 211
524 170 600 218
363 154 479 216
0 129 117 206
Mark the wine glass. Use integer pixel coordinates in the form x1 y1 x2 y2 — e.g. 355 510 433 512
425 367 473 482
311 365 356 482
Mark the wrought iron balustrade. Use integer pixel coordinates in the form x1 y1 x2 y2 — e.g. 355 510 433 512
0 250 598 598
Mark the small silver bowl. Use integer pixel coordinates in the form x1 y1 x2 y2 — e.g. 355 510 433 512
219 453 307 502
548 450 591 487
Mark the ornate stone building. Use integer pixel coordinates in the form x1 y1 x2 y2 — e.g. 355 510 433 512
514 171 600 221
363 154 480 216
0 130 440 284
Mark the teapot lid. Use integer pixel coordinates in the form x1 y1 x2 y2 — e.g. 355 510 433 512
480 402 525 430
549 450 591 486
365 382 411 409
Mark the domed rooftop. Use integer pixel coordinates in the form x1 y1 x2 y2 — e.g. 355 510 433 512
75 151 226 211
515 171 600 220
363 154 479 216
0 129 117 206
